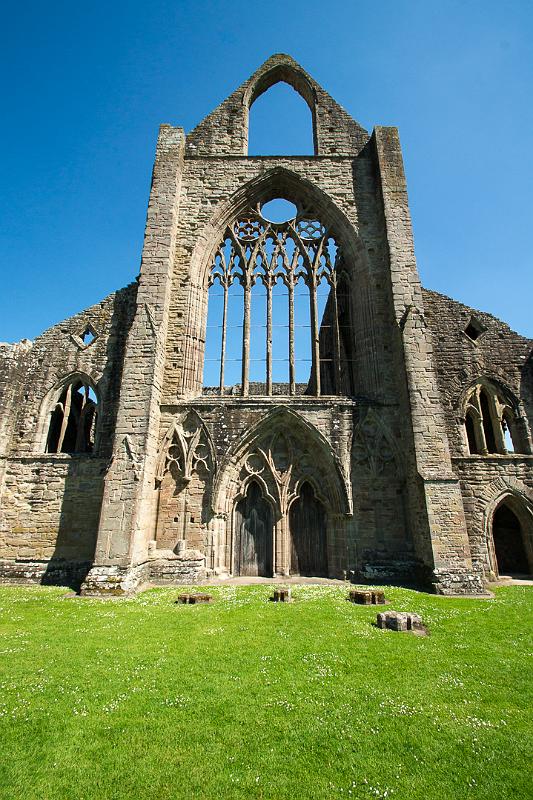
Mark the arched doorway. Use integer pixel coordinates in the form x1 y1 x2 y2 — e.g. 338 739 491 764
492 502 529 576
290 482 328 577
234 481 273 576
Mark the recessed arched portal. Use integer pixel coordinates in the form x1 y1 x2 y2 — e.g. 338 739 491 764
492 501 529 576
233 480 274 577
289 481 328 577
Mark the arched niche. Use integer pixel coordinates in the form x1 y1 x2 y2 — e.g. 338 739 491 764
153 412 215 553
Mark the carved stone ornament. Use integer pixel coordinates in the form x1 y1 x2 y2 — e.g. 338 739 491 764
352 408 396 477
156 412 214 486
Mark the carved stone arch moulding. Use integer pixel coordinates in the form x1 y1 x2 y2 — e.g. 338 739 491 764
480 477 533 530
351 406 402 478
243 61 317 116
211 405 352 518
155 410 216 487
233 470 279 517
479 477 533 575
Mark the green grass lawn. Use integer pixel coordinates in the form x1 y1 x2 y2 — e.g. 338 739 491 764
0 584 531 800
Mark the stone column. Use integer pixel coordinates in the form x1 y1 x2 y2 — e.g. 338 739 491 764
373 127 484 594
81 125 185 595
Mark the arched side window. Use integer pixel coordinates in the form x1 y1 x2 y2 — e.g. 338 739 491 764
463 382 524 455
46 378 98 454
203 199 353 398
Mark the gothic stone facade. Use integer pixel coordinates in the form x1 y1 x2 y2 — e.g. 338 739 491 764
1 55 532 595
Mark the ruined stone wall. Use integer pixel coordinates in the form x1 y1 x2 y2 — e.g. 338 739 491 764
0 284 137 580
453 457 533 576
423 288 533 456
423 288 533 576
185 54 369 158
4 54 528 594
149 61 481 593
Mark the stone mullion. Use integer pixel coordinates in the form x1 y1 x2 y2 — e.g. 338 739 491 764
308 276 321 396
242 278 251 396
56 383 72 453
266 278 273 395
288 279 296 395
219 282 228 394
471 393 488 455
74 385 89 452
489 394 507 454
330 275 342 395
470 414 486 455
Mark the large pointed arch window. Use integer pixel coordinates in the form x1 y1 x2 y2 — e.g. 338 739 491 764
203 199 353 397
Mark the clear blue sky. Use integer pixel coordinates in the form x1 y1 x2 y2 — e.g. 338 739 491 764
1 0 532 342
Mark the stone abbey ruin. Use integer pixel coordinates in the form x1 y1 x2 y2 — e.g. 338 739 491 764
0 54 532 595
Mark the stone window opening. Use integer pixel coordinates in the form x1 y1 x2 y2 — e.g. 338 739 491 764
80 327 96 346
71 323 98 350
203 200 354 397
45 379 98 454
464 316 486 343
247 78 315 156
463 382 524 455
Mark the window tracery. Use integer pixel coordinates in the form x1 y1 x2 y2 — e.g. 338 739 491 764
204 201 352 397
463 383 524 455
46 378 98 454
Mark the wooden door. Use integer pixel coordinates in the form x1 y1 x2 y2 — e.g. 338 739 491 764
290 482 327 576
234 481 273 577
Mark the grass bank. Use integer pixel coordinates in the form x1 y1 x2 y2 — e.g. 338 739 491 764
0 584 531 799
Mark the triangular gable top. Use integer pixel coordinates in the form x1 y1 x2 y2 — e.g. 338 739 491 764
186 53 369 157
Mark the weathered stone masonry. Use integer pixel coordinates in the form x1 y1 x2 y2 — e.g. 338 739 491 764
1 54 531 593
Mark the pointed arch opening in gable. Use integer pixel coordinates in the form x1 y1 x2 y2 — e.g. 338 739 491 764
248 80 315 156
245 62 317 157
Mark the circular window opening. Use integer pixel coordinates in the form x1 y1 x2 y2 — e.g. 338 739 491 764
260 199 297 223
